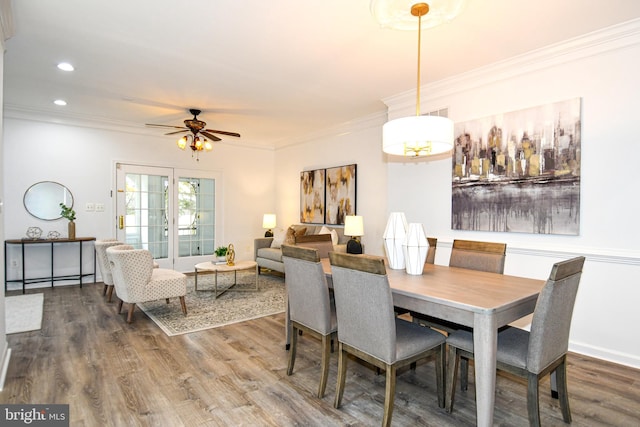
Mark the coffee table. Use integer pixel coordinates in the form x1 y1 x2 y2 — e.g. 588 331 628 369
194 260 258 298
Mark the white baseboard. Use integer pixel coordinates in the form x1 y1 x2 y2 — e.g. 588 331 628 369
570 341 640 370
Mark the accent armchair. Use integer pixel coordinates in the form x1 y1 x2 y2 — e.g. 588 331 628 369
106 245 187 323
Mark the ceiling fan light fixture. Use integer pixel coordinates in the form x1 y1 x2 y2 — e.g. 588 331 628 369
177 136 188 150
204 140 213 151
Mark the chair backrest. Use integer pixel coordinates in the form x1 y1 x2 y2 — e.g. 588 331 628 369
527 256 586 373
449 239 506 274
329 252 398 364
282 244 333 335
426 237 437 265
106 245 153 302
94 239 122 285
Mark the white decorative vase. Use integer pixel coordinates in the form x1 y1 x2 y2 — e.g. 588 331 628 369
403 223 428 275
383 212 408 269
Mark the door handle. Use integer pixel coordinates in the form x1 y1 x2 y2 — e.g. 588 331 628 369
119 215 124 230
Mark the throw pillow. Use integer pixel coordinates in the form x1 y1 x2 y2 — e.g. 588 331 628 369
319 225 339 246
284 227 296 246
270 228 286 249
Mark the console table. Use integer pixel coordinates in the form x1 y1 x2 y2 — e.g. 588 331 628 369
4 237 96 293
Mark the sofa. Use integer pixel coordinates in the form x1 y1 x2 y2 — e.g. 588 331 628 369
254 224 349 274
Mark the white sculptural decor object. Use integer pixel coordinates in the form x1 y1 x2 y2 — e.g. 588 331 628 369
383 212 408 269
403 223 429 275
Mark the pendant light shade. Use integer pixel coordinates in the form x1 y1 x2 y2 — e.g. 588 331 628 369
383 115 454 156
379 2 456 157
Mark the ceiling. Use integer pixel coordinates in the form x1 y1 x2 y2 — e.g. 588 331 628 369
4 0 640 149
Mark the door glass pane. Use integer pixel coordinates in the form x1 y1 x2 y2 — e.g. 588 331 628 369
177 177 215 257
125 173 169 259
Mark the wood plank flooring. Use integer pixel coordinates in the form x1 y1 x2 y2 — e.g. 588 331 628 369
1 283 639 426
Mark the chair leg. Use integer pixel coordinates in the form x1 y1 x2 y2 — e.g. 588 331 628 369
165 298 170 304
460 356 469 391
126 303 136 323
435 344 445 409
102 284 108 296
526 371 542 427
334 344 348 409
445 345 460 413
318 334 331 398
382 364 396 427
287 325 298 376
556 357 572 423
106 285 114 303
179 296 187 315
117 300 124 314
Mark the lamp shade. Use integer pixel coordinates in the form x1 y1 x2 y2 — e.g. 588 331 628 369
344 215 364 237
403 223 428 275
383 115 454 157
262 213 276 229
383 212 408 270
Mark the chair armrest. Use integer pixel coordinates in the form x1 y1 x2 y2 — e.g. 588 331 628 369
254 237 274 259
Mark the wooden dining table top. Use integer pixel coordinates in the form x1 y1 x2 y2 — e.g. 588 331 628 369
321 257 545 314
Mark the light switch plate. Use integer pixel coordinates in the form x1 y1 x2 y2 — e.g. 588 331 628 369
95 203 105 212
85 202 95 212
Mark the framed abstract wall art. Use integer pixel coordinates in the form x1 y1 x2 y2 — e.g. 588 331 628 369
451 98 581 235
325 164 357 225
300 169 325 224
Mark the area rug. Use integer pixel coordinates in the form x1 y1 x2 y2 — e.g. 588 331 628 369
5 293 44 334
138 271 285 336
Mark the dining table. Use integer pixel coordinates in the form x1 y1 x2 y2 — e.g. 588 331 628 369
320 257 545 427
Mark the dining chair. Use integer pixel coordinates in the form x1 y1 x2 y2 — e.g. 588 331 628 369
281 244 337 399
94 239 122 302
106 245 187 323
329 252 446 427
412 239 507 335
445 256 586 426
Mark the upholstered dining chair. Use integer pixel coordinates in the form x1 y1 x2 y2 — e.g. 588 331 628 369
106 245 187 323
94 239 122 302
329 252 446 427
412 239 507 334
445 256 586 426
281 244 337 398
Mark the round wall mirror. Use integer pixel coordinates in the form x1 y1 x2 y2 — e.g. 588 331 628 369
23 181 74 221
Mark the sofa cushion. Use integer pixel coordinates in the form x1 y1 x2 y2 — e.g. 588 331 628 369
270 228 286 248
257 247 283 263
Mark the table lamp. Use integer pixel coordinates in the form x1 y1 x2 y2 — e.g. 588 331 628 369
262 213 276 237
344 215 364 254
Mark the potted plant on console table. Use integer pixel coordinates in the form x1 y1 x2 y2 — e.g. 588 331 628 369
59 203 76 240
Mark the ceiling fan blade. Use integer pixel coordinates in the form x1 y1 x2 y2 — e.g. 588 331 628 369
146 123 186 130
201 131 222 141
205 129 241 138
165 129 189 135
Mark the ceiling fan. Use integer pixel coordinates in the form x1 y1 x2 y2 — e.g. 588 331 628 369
146 108 241 160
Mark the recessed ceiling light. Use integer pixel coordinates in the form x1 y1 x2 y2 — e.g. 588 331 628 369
54 99 67 106
57 62 74 71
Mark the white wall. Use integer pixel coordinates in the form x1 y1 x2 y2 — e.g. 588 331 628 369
383 20 640 368
2 117 276 285
274 113 389 255
274 20 640 369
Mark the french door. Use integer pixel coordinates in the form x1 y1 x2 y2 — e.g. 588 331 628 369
115 163 222 271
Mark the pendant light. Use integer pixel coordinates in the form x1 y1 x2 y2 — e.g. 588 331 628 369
382 3 454 157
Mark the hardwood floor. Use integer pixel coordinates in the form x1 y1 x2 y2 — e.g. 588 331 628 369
2 283 639 426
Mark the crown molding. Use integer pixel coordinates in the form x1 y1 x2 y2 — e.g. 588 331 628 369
384 18 640 116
